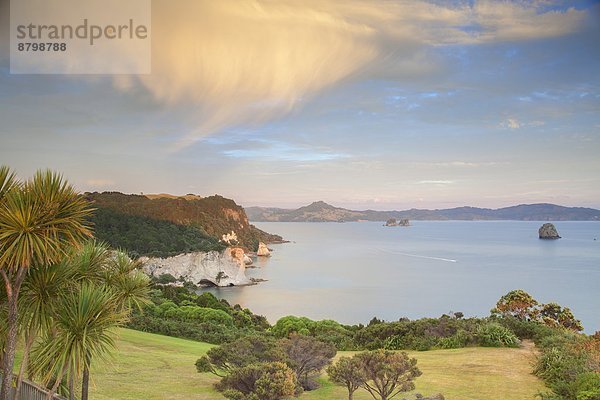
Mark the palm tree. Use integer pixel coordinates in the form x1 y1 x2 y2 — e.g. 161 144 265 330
29 282 126 400
0 281 7 368
14 261 75 399
103 251 150 312
0 168 93 400
78 248 150 400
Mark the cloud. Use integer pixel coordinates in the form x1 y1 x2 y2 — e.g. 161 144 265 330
418 180 455 185
500 117 547 130
119 0 586 148
503 118 522 129
5 0 588 149
221 139 347 162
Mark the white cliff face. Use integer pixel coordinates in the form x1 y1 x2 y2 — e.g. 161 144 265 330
221 231 238 245
257 242 271 257
141 247 252 286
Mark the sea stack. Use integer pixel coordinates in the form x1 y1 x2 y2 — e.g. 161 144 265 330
385 218 410 227
539 223 561 239
257 242 271 257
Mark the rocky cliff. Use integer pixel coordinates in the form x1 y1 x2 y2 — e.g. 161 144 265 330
141 247 253 287
539 223 561 239
384 218 410 226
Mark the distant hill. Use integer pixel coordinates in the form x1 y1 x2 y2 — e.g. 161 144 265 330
245 202 600 222
86 192 283 257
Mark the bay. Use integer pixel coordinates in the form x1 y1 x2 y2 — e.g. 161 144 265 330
202 221 600 332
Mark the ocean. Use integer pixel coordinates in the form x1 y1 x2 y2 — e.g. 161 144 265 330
202 221 600 332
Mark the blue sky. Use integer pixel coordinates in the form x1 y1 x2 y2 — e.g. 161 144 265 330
1 0 599 209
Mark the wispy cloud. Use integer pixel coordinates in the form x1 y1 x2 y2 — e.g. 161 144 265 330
504 118 521 130
46 0 583 150
222 141 347 162
418 180 455 185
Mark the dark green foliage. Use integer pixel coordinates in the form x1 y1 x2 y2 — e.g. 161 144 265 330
271 316 355 350
86 192 282 251
154 274 177 284
90 207 225 257
197 335 335 397
326 356 366 400
355 349 422 400
126 286 269 344
570 373 600 400
353 316 481 351
495 316 556 341
437 330 473 349
534 330 600 399
128 313 238 344
476 323 520 348
216 362 298 400
273 314 526 352
196 335 286 377
280 334 337 390
197 333 336 392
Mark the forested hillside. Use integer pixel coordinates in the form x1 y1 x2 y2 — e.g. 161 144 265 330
86 192 282 256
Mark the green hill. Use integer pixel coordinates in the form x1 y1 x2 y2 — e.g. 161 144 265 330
86 192 283 257
89 328 546 400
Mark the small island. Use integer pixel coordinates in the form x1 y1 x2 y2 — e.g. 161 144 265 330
539 223 561 239
384 218 410 227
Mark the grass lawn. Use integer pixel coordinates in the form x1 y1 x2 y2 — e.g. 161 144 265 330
87 328 546 400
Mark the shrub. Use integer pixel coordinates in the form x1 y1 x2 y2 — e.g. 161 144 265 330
280 334 336 390
477 323 519 347
217 362 298 400
572 372 600 400
438 330 472 349
271 316 314 337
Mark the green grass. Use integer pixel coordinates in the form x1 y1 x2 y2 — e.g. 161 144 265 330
87 328 546 400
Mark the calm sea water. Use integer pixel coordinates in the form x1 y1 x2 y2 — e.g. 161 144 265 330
202 221 600 332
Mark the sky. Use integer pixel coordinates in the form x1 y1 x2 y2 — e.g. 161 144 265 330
1 0 599 210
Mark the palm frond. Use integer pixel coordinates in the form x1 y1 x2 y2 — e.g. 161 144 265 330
0 165 18 202
0 170 94 271
29 282 126 385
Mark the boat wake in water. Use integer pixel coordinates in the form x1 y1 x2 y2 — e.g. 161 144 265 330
376 248 457 263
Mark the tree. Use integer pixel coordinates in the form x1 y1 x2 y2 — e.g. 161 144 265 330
280 334 336 390
271 316 314 337
326 356 366 400
491 289 539 320
71 243 150 400
492 290 584 332
14 261 75 399
196 335 286 377
18 241 149 400
217 362 297 400
29 282 126 400
354 350 421 400
539 303 583 332
0 168 92 400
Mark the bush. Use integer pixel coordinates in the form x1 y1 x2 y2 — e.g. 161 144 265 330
572 372 600 400
477 323 519 347
271 316 314 337
217 362 298 400
533 330 600 400
438 330 473 349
